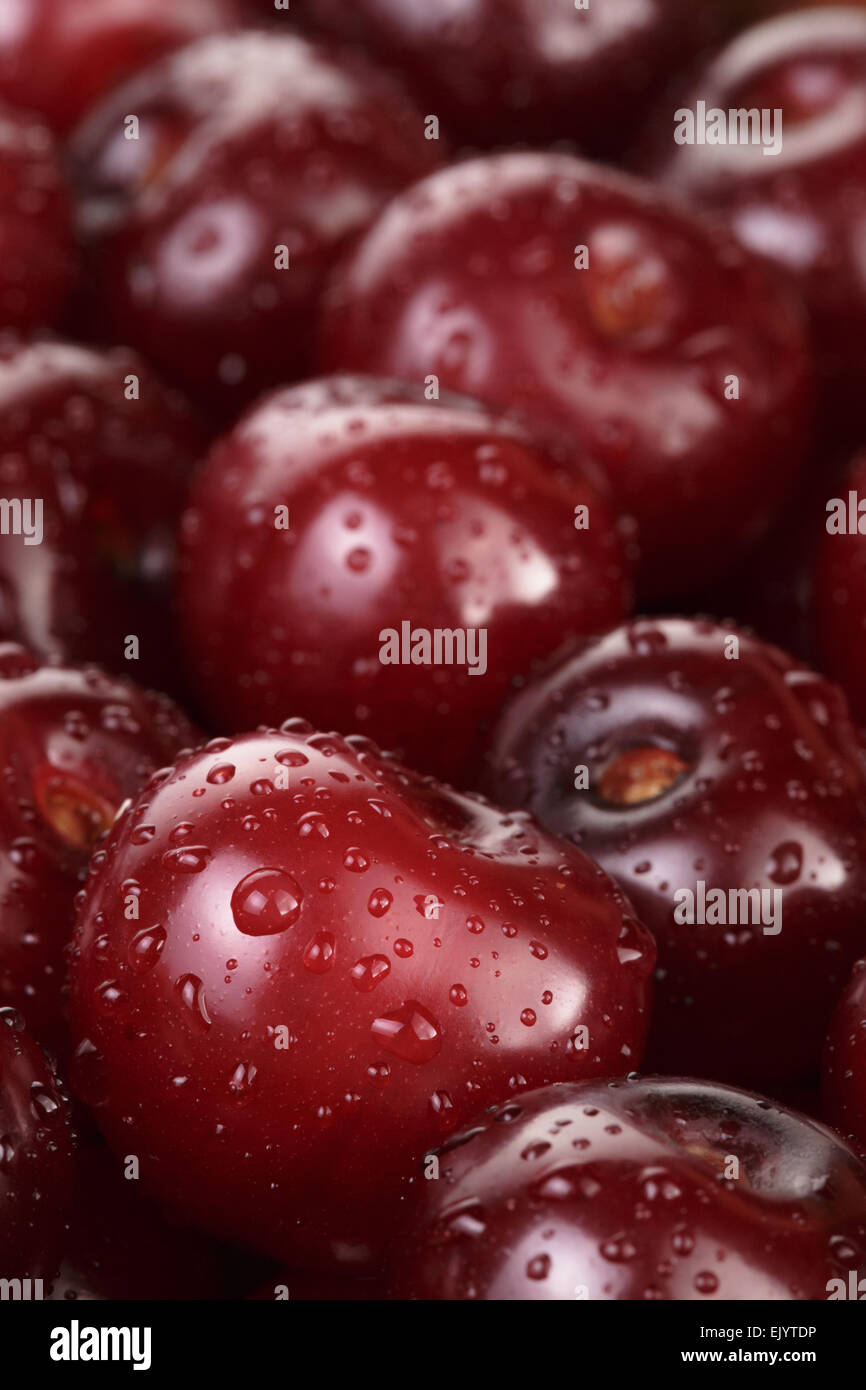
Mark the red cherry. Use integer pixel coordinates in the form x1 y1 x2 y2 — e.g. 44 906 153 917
0 1007 75 1282
319 151 814 599
68 33 443 414
298 0 717 155
0 104 74 332
0 339 203 690
812 451 866 723
823 958 866 1162
388 1077 866 1300
67 722 655 1269
0 645 198 1055
640 7 866 440
177 375 632 784
0 0 241 135
484 617 866 1089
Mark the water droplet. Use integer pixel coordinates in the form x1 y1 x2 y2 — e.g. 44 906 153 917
526 1254 551 1281
766 840 803 886
30 1082 63 1126
207 763 235 785
128 925 166 973
367 888 392 917
343 847 369 873
394 938 414 958
350 955 391 991
162 846 212 873
449 984 468 1007
303 932 336 974
520 1008 537 1027
176 973 212 1027
371 1001 442 1063
231 868 303 935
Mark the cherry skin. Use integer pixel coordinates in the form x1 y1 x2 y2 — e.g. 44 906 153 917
823 958 866 1163
812 451 866 724
67 721 655 1270
0 0 241 135
0 1007 75 1282
176 375 633 785
68 33 443 415
298 0 717 155
0 104 74 333
388 1077 866 1301
319 152 814 600
0 339 203 690
484 617 866 1089
640 7 866 441
0 643 198 1056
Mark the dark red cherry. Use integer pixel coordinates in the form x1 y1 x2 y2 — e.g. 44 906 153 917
640 7 866 440
68 33 443 414
67 723 654 1270
0 645 198 1054
298 0 718 155
0 1007 75 1282
484 617 866 1089
812 451 866 724
823 958 866 1163
0 104 74 332
389 1077 866 1300
0 339 203 690
319 151 814 599
0 0 241 135
176 375 632 784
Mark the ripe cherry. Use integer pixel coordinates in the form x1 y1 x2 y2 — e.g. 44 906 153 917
823 957 866 1163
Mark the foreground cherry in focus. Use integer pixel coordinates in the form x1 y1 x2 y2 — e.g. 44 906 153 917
389 1077 866 1300
0 1008 75 1281
320 152 813 599
68 33 443 413
0 0 241 135
67 722 654 1269
641 7 866 439
0 104 74 332
0 644 198 1055
823 958 866 1162
299 0 717 155
177 376 632 783
0 339 202 689
485 617 866 1088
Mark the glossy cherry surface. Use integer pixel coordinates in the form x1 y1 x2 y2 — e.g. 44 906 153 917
0 0 240 134
0 104 74 332
0 644 198 1055
68 33 443 413
823 957 866 1163
485 617 866 1088
299 0 717 155
812 451 866 723
389 1077 866 1300
0 340 203 688
67 722 655 1269
641 7 866 438
0 1007 75 1281
320 152 813 599
177 375 633 784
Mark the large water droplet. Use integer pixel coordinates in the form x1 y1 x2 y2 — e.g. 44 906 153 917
350 955 390 991
231 868 303 935
371 1001 442 1063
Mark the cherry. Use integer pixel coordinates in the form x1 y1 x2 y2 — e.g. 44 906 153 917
176 375 633 784
298 0 718 156
0 103 74 333
319 151 814 600
0 339 203 690
484 617 866 1089
67 721 655 1270
388 1077 866 1300
0 644 198 1055
0 0 241 135
68 32 443 414
823 958 866 1163
812 450 866 724
0 1007 75 1282
640 7 866 441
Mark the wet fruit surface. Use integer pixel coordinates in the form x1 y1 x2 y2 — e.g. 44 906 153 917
0 1007 75 1281
485 617 866 1088
299 0 717 155
0 0 241 134
812 450 866 723
389 1077 866 1300
177 375 633 784
823 958 866 1162
0 645 198 1054
641 7 866 438
68 32 443 413
0 104 74 332
67 722 654 1269
319 151 813 599
0 339 203 689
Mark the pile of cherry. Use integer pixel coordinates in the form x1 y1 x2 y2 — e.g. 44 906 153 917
7 0 866 1303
